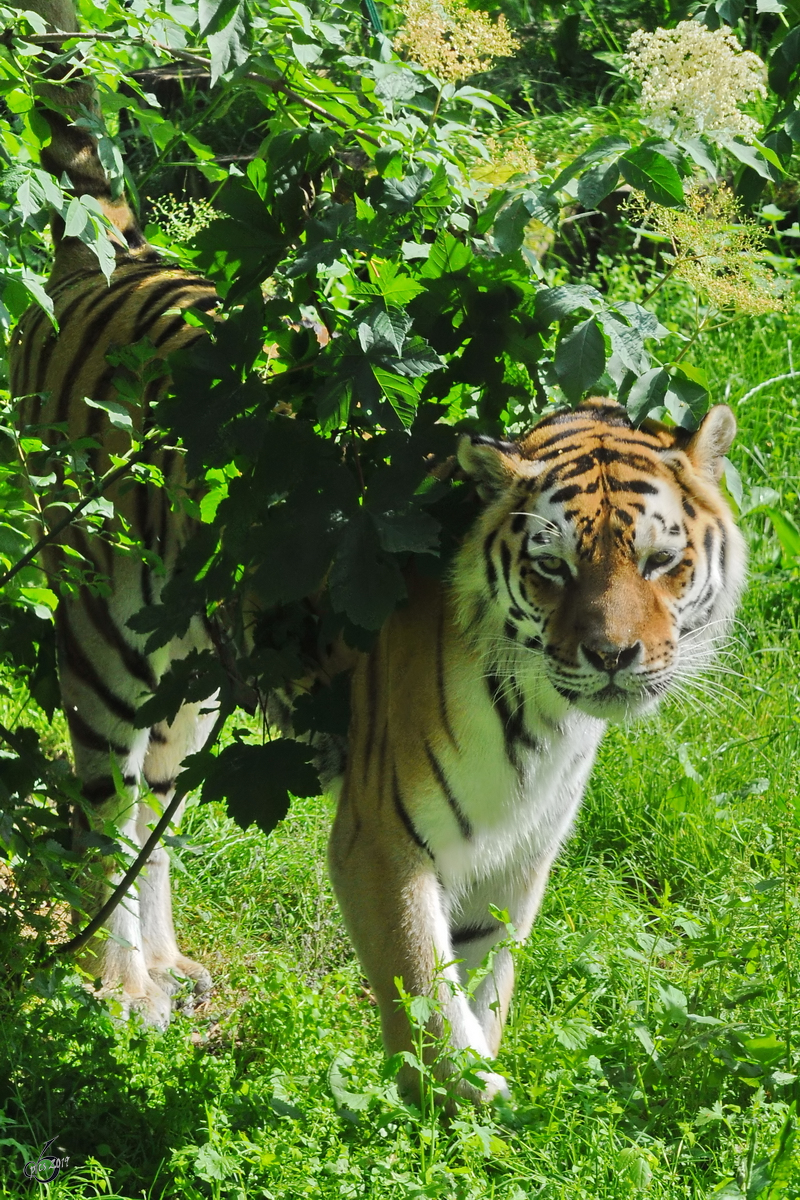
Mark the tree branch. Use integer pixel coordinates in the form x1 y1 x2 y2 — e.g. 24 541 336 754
45 706 229 962
7 28 382 146
0 436 166 591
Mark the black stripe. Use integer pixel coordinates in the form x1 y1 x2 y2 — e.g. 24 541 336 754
131 279 197 339
606 477 659 495
452 922 498 945
393 769 433 858
81 773 137 805
82 590 157 690
549 484 583 504
436 604 458 748
423 740 472 839
54 276 157 423
483 529 498 596
149 727 168 745
145 778 175 796
500 539 513 596
66 707 130 757
153 314 206 350
57 607 139 725
486 671 537 767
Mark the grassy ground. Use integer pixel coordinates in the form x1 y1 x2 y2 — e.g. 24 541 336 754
1 304 799 1198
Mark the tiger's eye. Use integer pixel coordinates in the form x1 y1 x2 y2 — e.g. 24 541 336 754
646 550 674 571
537 555 563 572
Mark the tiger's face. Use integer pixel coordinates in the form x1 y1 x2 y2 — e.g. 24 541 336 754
455 400 746 722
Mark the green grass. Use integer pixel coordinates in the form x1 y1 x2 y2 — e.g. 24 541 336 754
2 304 800 1198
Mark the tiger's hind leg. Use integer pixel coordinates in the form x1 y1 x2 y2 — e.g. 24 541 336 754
60 587 215 1026
56 594 173 1026
138 698 218 1009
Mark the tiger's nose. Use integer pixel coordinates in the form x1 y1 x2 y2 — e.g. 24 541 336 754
581 641 643 673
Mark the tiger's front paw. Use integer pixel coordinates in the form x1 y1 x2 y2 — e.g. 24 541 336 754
473 1069 510 1103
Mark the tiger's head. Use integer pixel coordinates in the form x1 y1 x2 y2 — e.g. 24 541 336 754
454 400 746 722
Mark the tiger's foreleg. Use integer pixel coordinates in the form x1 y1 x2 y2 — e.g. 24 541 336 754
328 793 509 1106
450 856 558 1058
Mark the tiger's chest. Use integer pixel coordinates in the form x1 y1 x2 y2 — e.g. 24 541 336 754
407 661 606 892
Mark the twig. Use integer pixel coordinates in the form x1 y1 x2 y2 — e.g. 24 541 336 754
7 27 382 146
0 435 165 591
45 705 229 961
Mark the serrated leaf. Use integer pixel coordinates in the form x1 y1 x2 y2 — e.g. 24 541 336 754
664 372 709 428
207 0 251 84
201 740 319 834
535 284 603 325
599 312 650 375
554 317 606 401
626 367 669 423
620 146 684 207
329 511 406 630
328 1052 372 1112
198 0 239 35
374 68 423 102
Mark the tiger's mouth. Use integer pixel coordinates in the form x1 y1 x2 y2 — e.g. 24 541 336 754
551 677 664 721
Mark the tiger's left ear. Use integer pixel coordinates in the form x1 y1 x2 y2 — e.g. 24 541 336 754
683 405 737 481
457 434 523 500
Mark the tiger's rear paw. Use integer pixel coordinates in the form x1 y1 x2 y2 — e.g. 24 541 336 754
101 976 173 1031
148 954 212 1013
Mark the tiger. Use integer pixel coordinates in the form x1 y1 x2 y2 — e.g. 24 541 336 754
8 0 746 1105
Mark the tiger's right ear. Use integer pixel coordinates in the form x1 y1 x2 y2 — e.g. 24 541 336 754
457 434 523 501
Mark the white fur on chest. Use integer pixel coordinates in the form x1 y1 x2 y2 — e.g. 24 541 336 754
412 658 606 894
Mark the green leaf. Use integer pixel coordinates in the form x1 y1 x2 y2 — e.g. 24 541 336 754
329 511 406 630
555 317 606 402
547 134 630 193
371 506 440 554
328 1051 372 1112
535 284 603 325
492 197 530 255
577 161 620 208
420 231 472 277
663 370 709 429
620 146 684 207
785 110 800 142
207 0 251 85
769 27 800 96
83 396 134 433
764 507 800 563
626 367 669 423
716 135 778 181
599 312 649 375
198 0 240 35
681 137 717 179
202 740 319 835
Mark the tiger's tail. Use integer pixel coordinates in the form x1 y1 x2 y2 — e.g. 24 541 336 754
11 0 148 253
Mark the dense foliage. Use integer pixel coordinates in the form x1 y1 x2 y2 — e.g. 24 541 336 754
0 0 800 1192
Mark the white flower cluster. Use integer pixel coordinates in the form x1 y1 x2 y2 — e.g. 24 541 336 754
623 21 766 143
